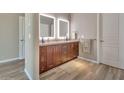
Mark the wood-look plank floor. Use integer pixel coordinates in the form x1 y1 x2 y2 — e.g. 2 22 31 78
40 58 124 80
0 60 28 80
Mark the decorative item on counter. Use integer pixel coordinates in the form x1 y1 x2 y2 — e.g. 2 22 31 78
65 33 69 41
41 37 45 43
71 32 75 39
79 34 84 41
65 36 68 41
71 30 77 40
75 32 78 39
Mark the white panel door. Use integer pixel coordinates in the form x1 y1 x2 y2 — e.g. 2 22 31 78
19 16 25 59
101 13 120 68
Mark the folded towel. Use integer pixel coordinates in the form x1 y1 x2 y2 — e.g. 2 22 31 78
80 39 91 54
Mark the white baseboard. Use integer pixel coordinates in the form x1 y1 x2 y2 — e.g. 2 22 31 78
78 56 98 64
0 57 33 80
24 69 33 80
0 57 20 63
18 57 25 60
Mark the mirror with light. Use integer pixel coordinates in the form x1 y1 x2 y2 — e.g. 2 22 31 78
58 19 69 39
40 14 55 40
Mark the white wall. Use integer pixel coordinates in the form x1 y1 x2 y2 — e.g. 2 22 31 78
0 13 24 61
71 13 97 61
25 13 39 80
119 14 124 68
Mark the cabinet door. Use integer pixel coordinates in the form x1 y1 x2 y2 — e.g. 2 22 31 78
68 42 79 60
39 46 47 74
61 44 68 62
53 45 62 66
67 43 73 60
46 46 54 69
74 42 79 58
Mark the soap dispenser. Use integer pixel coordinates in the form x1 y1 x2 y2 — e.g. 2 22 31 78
41 37 45 43
65 34 68 41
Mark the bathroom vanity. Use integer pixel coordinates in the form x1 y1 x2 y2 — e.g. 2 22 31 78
39 40 79 74
39 14 79 74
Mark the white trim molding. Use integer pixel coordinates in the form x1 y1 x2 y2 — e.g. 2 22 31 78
0 58 20 63
24 69 33 80
97 13 100 63
78 56 98 64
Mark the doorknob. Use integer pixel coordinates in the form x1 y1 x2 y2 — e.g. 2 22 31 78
100 40 104 42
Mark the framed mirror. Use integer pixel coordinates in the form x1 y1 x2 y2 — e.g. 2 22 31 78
40 14 55 40
58 19 69 39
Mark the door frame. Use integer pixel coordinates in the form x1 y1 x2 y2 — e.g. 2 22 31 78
97 13 100 64
19 16 25 59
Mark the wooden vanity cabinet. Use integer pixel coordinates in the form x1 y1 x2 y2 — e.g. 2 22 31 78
68 43 75 60
67 43 79 60
46 46 55 69
47 45 62 68
61 44 68 63
39 42 79 74
39 46 47 73
53 45 62 66
73 42 79 58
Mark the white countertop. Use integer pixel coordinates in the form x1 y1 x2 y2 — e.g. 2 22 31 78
40 40 79 46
